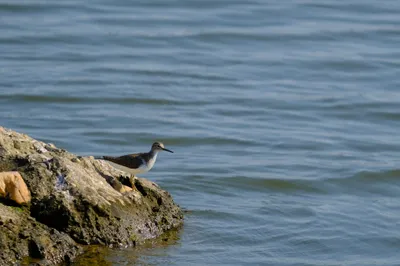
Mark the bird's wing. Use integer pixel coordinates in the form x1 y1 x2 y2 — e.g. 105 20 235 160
102 153 144 169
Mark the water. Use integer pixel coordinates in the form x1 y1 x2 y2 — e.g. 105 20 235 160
1 0 400 265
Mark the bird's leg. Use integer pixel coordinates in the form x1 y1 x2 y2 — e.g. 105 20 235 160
129 174 137 188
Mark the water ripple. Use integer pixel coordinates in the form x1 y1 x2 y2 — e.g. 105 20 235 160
2 0 400 265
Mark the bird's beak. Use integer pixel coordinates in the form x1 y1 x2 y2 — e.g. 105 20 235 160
162 147 174 153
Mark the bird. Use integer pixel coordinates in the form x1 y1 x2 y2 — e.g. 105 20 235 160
95 142 173 177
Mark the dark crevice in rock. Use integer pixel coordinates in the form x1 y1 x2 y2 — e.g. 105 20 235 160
0 197 22 207
134 180 147 197
15 156 29 168
30 197 71 232
119 175 133 187
157 197 163 206
28 240 45 259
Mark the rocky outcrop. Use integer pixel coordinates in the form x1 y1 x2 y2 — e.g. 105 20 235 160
0 126 183 265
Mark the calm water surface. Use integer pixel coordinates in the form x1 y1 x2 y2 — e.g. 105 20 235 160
1 1 400 265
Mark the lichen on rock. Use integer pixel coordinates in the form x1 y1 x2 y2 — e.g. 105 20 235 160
0 126 183 265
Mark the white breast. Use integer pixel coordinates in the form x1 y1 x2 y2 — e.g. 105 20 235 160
146 153 157 171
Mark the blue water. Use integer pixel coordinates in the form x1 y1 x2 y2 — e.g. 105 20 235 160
1 1 400 265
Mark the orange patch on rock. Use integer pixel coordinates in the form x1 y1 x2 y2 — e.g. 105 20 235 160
0 171 31 205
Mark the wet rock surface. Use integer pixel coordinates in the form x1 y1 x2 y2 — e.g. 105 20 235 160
0 126 183 265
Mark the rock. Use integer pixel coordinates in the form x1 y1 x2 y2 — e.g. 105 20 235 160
0 126 183 265
0 204 80 265
0 171 31 205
